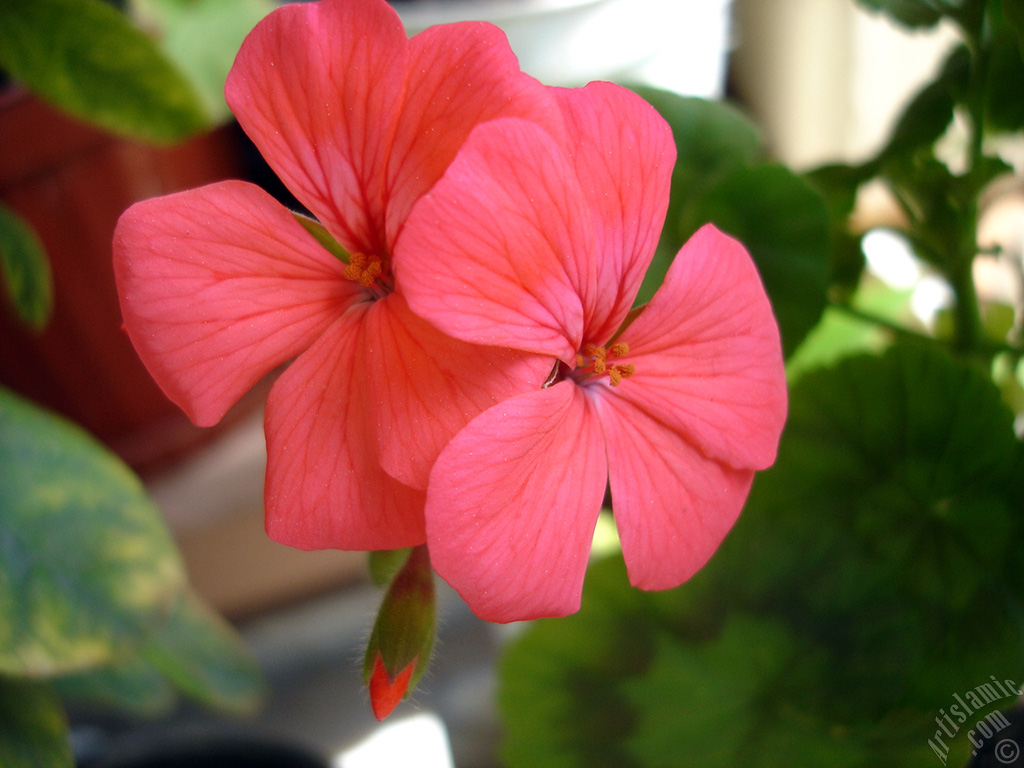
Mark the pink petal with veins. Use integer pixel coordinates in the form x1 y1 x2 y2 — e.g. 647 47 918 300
112 180 358 427
384 22 561 246
426 383 606 622
551 83 675 343
615 224 787 470
365 294 551 490
596 392 754 591
264 304 426 551
397 118 590 363
226 0 406 256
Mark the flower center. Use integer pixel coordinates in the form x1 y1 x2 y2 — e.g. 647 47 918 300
344 253 392 297
573 342 635 387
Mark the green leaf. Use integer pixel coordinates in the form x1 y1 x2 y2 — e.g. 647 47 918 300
785 278 909 379
130 0 274 124
499 556 662 768
621 615 805 768
0 204 53 332
983 9 1024 132
803 162 875 296
141 590 265 716
0 0 209 145
856 0 945 27
716 345 1024 715
879 46 969 159
0 386 187 677
1003 0 1024 55
630 88 763 247
681 164 832 358
630 91 828 357
52 657 175 717
0 676 73 768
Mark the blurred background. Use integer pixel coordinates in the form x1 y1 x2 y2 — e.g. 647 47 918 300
2 1 1021 767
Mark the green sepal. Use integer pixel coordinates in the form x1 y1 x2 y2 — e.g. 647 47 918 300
293 213 352 263
368 548 413 588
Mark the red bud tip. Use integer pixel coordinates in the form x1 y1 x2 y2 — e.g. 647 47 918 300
369 653 417 721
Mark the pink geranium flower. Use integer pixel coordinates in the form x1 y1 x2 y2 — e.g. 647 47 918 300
398 83 788 622
112 0 555 550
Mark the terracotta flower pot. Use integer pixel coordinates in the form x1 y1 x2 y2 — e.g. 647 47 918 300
0 87 264 475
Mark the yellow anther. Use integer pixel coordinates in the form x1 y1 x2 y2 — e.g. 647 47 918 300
344 253 385 289
574 343 637 387
359 260 382 287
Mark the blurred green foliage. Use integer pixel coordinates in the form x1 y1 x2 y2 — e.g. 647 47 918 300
0 388 266 767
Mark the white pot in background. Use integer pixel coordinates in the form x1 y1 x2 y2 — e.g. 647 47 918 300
395 0 733 97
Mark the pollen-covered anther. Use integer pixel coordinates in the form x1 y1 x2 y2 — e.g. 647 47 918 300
344 253 386 288
608 363 636 387
574 341 635 385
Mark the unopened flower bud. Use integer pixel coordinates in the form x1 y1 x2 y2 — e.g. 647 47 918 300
363 545 435 720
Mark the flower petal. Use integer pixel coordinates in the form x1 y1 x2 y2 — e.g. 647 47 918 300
113 180 357 427
366 293 551 490
264 304 426 551
384 21 562 247
397 118 591 363
596 393 754 591
615 224 787 470
426 383 606 622
226 0 407 255
552 83 675 344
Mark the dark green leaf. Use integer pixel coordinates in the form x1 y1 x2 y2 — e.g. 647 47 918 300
1004 0 1024 55
142 590 265 716
0 676 73 768
672 164 832 358
0 0 209 144
0 204 53 332
0 387 187 677
880 46 969 159
499 556 666 768
621 615 806 768
716 345 1024 716
857 0 945 27
804 162 876 295
785 278 908 379
983 11 1024 132
630 88 763 248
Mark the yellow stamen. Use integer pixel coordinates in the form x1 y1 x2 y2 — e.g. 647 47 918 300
574 342 636 386
344 253 385 289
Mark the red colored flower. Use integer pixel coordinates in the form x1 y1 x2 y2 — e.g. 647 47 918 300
398 83 789 622
112 0 555 549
